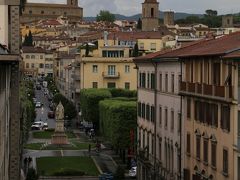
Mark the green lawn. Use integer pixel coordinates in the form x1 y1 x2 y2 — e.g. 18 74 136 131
23 142 96 150
36 156 99 176
32 130 76 139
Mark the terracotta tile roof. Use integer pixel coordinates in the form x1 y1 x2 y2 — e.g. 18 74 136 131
108 30 174 41
133 49 172 62
157 32 240 58
22 46 46 53
222 50 240 59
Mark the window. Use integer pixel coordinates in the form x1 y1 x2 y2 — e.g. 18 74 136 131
178 74 182 90
211 142 217 168
151 8 154 17
31 55 35 59
147 73 150 88
138 102 142 117
159 106 162 127
139 43 144 50
171 110 174 131
171 74 174 93
203 139 208 164
125 65 130 73
140 73 146 88
186 133 190 154
45 64 50 69
187 98 191 118
107 82 116 88
31 63 34 68
125 82 130 90
29 10 32 14
159 141 162 161
41 10 44 14
26 55 30 59
151 73 155 89
39 63 44 68
178 113 181 134
26 63 29 68
165 108 168 129
221 105 230 132
150 106 155 123
92 65 98 73
223 149 228 175
146 104 150 121
40 55 43 59
92 82 98 88
108 65 116 76
196 135 201 160
150 43 156 51
142 103 145 119
165 74 168 92
159 73 162 91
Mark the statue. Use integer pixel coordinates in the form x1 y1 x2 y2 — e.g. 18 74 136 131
51 102 68 145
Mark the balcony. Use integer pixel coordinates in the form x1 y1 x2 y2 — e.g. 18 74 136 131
102 72 120 79
179 81 234 101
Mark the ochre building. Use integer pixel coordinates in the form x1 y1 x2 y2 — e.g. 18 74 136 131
21 0 83 23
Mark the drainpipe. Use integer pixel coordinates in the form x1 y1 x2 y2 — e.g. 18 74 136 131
180 59 183 180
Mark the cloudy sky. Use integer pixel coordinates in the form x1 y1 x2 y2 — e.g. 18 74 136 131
29 0 240 17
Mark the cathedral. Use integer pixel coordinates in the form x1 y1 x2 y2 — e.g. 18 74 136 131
21 0 83 23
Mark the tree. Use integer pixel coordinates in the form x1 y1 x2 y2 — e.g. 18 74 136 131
133 43 139 57
137 18 142 29
85 43 89 57
28 30 33 46
26 168 38 180
205 9 218 17
96 10 115 22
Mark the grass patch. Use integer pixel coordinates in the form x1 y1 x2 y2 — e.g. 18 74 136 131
32 130 76 139
23 142 96 150
36 156 99 176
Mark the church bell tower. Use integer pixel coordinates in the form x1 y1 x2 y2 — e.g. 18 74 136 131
142 0 159 31
67 0 78 7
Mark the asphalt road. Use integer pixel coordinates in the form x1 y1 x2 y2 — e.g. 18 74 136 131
34 86 55 129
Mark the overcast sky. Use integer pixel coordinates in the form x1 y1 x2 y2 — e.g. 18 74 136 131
29 0 240 17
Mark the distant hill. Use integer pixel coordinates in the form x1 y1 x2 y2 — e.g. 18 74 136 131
84 11 204 21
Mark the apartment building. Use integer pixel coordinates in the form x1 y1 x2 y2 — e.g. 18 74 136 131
133 50 182 180
22 46 54 78
0 0 21 180
157 32 240 180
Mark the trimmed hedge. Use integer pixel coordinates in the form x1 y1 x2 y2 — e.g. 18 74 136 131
52 168 85 176
80 89 112 129
99 99 137 149
108 88 137 98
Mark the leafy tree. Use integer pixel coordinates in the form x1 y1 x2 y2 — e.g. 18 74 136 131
205 9 218 17
96 10 115 22
133 43 139 57
137 18 142 29
23 31 33 46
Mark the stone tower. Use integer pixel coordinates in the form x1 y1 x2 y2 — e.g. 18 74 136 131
142 0 159 31
164 11 174 26
67 0 78 6
222 15 233 28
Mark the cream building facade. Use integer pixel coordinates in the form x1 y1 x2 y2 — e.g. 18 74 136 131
0 0 21 180
22 46 54 78
134 51 182 180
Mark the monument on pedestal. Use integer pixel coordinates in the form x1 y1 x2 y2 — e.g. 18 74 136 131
51 102 68 145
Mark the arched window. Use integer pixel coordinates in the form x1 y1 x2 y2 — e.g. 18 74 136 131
26 55 30 59
151 8 154 17
31 55 35 59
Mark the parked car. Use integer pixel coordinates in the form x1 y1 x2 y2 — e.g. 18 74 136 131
48 111 55 119
129 166 137 178
43 122 48 130
31 121 44 130
35 102 42 108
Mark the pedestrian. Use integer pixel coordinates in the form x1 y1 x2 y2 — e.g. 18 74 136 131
28 156 32 166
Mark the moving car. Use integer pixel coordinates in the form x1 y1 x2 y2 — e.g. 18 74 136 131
31 121 44 130
35 102 42 108
48 111 55 119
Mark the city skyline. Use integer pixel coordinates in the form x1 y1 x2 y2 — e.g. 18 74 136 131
28 0 240 17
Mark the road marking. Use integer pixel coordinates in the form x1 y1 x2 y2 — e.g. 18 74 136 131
61 150 64 157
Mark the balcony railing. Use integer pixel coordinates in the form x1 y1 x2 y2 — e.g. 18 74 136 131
179 81 233 100
102 72 120 78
